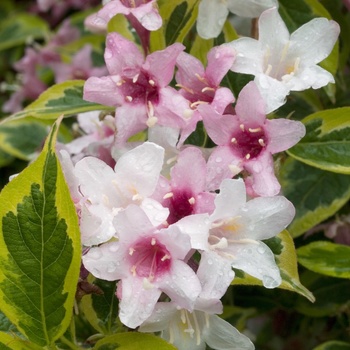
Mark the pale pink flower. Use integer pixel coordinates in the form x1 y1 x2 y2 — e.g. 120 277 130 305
200 81 305 196
189 179 295 289
73 142 167 246
52 45 108 83
83 205 201 328
228 7 340 112
84 32 191 144
85 0 162 32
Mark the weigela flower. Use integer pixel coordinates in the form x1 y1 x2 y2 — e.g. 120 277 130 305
139 302 254 350
175 45 235 143
85 0 162 32
84 33 191 144
196 0 278 39
184 178 295 289
152 147 215 225
227 7 340 112
51 45 108 83
73 142 167 246
65 111 115 165
83 205 201 329
200 81 305 196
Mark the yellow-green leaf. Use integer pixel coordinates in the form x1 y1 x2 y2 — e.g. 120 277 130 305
0 117 81 346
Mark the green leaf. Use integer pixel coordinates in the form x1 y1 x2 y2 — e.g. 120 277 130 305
0 13 49 51
313 341 350 350
295 275 350 317
150 0 198 51
0 117 72 161
93 332 177 350
232 230 314 302
2 80 113 123
297 241 350 279
0 118 81 346
279 158 350 238
287 108 350 174
0 150 14 168
80 279 118 335
0 331 40 350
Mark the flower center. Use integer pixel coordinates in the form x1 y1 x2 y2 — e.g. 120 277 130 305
230 124 267 159
120 71 159 105
164 190 196 225
128 237 171 280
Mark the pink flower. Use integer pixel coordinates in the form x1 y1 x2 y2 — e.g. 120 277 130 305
175 45 236 143
84 33 191 144
152 147 215 225
51 45 108 83
85 0 162 33
83 205 201 328
200 81 305 196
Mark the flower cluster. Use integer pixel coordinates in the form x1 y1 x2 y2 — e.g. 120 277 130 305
52 1 340 349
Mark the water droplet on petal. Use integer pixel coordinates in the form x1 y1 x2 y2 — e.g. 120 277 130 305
263 275 279 288
207 259 213 265
105 48 113 59
215 157 222 163
257 246 266 254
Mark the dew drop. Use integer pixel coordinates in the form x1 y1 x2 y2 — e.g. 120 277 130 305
257 246 266 254
104 48 113 59
207 259 213 265
215 157 222 163
263 275 279 288
109 244 119 253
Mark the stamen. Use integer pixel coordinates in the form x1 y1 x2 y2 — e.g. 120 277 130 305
143 277 154 289
132 193 143 201
146 116 158 127
210 237 228 249
249 127 262 133
175 83 194 94
132 73 139 83
180 310 187 324
166 156 178 165
258 138 265 147
151 238 156 246
195 73 207 83
265 64 272 75
228 164 241 175
149 79 155 86
190 101 208 109
245 153 251 160
231 137 237 144
163 192 174 199
188 197 195 205
131 265 137 276
161 254 171 261
125 95 133 102
240 124 245 131
129 247 135 256
201 86 215 93
183 109 194 120
116 79 125 86
192 312 201 346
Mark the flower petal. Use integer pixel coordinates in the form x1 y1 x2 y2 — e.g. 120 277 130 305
227 0 278 18
197 0 229 39
290 18 340 66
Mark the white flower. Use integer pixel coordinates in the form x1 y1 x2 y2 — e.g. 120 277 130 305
227 7 340 113
139 302 254 350
196 0 278 39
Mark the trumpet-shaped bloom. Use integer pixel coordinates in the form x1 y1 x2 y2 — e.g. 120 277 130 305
152 147 215 225
184 178 295 289
139 302 254 350
83 205 201 329
84 33 190 144
228 7 340 112
175 45 235 143
74 142 167 246
200 81 305 196
196 0 278 39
